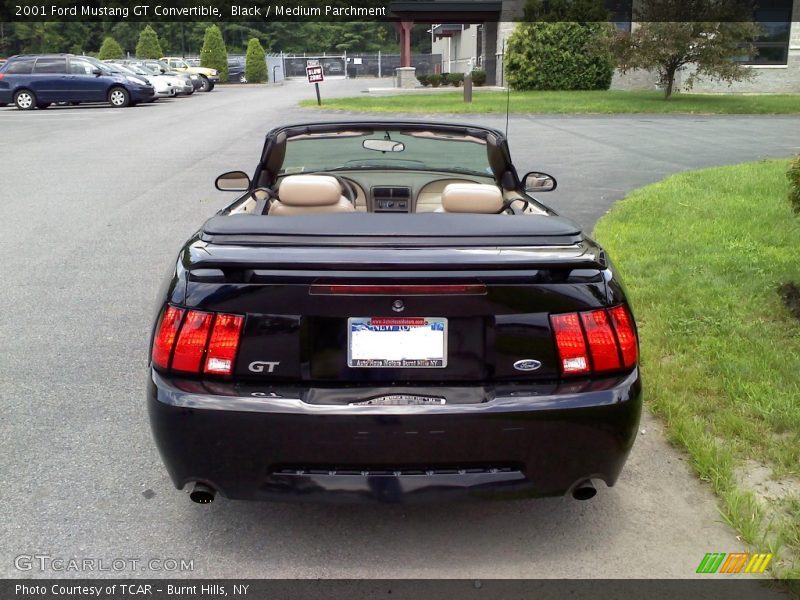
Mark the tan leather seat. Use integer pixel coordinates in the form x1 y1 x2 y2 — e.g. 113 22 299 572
269 175 355 216
436 183 505 214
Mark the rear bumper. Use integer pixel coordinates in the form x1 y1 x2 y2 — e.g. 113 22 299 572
148 369 642 503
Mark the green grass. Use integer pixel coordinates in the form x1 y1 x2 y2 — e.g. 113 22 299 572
301 90 800 114
594 159 800 585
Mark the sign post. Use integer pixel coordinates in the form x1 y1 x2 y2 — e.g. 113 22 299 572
306 64 324 106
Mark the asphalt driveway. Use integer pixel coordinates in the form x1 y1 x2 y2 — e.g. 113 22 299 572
1 78 798 579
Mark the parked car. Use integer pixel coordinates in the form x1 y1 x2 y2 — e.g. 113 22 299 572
97 60 170 100
130 60 198 94
227 56 246 83
107 60 192 96
0 54 154 109
148 121 642 505
322 59 344 75
160 56 219 91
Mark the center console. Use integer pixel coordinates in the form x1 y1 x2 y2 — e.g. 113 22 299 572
371 186 412 213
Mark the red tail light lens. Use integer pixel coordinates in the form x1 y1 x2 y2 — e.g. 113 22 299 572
152 306 184 369
609 305 638 368
204 314 244 375
551 305 638 377
151 306 245 376
550 313 590 375
580 309 622 371
171 310 213 373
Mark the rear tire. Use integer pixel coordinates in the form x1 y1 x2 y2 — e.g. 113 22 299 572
108 86 130 108
207 82 215 92
14 89 36 110
198 76 211 92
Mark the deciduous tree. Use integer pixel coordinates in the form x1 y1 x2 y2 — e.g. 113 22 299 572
608 0 761 99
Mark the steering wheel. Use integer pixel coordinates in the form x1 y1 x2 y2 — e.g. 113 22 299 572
317 173 358 207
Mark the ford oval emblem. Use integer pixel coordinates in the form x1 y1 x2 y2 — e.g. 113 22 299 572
513 359 542 372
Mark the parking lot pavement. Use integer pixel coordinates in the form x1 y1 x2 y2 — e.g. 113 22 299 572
1 79 798 579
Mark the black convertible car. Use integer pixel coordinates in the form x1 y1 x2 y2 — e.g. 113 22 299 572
148 121 641 504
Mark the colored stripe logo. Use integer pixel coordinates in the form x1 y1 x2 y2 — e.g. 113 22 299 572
697 553 772 574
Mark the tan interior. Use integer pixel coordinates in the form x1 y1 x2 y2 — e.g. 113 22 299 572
437 183 505 214
269 175 355 216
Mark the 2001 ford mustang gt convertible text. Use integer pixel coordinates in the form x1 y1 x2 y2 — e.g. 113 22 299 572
147 121 642 504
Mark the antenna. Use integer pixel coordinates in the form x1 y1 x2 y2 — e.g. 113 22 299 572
503 39 510 138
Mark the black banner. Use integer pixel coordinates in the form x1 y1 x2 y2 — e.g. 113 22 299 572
0 0 774 23
1 579 793 600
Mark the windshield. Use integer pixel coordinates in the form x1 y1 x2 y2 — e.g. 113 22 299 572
122 64 149 76
279 130 493 177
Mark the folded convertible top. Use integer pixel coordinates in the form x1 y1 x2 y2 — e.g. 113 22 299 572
200 213 583 247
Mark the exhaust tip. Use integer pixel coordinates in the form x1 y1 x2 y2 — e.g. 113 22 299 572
189 482 216 504
572 479 597 501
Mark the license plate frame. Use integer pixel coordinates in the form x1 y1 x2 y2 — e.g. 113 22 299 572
347 317 448 368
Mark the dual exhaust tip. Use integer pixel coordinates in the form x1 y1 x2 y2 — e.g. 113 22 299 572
188 480 597 503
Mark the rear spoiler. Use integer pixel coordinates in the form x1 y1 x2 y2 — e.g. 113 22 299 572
190 214 606 272
200 213 583 248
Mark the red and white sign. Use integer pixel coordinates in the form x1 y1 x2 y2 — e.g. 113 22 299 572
306 65 324 83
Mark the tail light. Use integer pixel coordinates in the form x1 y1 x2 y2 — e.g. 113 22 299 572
551 305 638 377
0 74 5 81
151 306 244 376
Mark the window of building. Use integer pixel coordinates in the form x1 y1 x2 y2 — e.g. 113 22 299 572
743 0 794 65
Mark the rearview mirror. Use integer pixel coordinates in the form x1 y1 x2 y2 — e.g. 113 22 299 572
215 171 250 192
92 68 102 76
523 172 557 193
362 139 405 153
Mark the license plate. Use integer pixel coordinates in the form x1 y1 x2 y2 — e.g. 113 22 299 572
349 394 446 406
347 317 447 368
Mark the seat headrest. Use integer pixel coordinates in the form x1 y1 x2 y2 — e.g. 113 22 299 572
441 183 504 214
278 175 343 207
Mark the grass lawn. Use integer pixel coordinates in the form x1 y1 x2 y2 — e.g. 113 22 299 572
593 160 800 585
302 90 800 115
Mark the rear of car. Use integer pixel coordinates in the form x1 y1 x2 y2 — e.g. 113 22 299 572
148 214 642 504
227 57 246 83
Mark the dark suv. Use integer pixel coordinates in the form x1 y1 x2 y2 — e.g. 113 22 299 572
0 54 154 110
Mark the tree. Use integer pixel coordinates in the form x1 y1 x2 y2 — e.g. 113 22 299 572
135 25 163 59
200 25 228 81
244 38 267 84
505 0 614 91
608 0 761 99
98 36 124 60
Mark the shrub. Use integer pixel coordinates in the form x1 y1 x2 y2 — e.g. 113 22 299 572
428 73 442 87
244 38 267 83
200 25 229 82
439 72 450 85
98 36 124 60
471 70 487 86
505 21 614 91
447 72 464 87
417 73 430 86
135 25 162 59
788 155 800 213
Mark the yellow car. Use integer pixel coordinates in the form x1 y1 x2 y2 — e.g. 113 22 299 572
160 57 219 92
